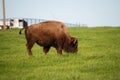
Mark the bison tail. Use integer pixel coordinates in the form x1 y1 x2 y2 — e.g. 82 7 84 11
19 20 28 34
19 28 24 34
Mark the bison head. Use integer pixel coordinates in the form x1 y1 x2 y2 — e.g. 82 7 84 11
63 37 78 53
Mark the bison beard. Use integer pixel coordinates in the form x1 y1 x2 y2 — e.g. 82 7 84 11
19 21 78 56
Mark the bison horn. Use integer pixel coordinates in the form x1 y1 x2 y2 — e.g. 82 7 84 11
70 37 77 44
73 39 77 44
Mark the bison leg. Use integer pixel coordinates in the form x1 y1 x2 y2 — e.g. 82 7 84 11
43 47 50 55
56 47 62 55
55 40 63 55
26 41 35 56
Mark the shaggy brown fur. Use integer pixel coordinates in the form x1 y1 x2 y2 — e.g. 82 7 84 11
19 20 78 56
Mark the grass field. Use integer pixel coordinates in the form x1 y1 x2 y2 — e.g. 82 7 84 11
0 27 120 80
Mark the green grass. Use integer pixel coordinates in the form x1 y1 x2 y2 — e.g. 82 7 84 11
0 27 120 80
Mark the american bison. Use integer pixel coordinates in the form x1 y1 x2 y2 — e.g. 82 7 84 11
19 20 78 56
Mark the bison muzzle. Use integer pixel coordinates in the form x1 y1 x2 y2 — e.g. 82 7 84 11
19 20 78 56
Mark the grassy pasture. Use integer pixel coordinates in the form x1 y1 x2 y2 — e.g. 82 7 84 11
0 27 120 80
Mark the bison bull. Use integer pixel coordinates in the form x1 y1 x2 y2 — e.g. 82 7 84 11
19 21 78 56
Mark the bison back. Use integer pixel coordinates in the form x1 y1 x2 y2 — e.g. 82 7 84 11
26 21 68 47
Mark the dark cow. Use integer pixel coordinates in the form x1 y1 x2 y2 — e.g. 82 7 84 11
19 20 78 56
